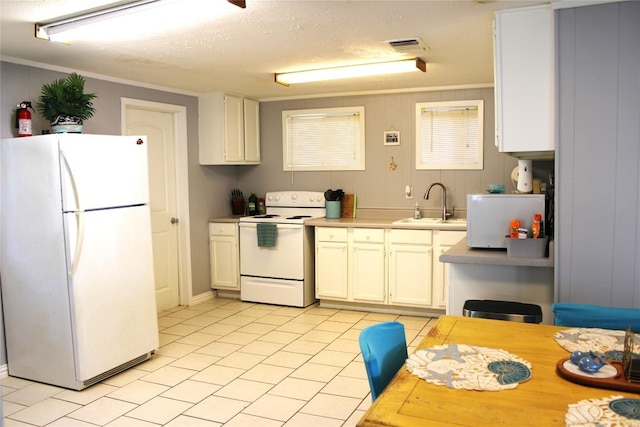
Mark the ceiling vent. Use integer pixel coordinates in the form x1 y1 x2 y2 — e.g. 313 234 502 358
386 37 430 53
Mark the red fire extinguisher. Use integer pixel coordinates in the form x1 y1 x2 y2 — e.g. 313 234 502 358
16 101 35 137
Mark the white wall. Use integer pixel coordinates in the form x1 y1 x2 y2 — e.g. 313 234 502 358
237 88 539 213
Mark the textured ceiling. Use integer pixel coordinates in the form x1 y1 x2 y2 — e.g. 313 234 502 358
0 0 550 100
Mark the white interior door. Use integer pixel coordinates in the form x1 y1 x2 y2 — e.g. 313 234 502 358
125 108 180 311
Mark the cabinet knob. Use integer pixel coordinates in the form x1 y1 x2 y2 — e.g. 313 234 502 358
171 217 179 224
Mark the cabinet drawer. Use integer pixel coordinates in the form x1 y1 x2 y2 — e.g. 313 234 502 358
316 227 348 242
353 228 385 243
209 222 237 237
439 231 467 245
389 229 432 245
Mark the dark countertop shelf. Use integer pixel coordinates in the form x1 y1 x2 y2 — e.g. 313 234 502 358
440 239 553 268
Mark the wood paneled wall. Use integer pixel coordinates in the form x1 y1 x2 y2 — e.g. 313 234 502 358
556 2 640 306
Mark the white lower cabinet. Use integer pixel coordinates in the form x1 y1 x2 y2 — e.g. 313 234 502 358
388 229 433 307
209 222 239 290
351 229 386 303
433 230 467 308
315 226 466 310
315 227 349 300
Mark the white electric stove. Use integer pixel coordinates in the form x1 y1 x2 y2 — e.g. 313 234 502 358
239 191 325 307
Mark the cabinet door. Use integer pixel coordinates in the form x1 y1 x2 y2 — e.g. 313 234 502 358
433 231 467 308
316 241 349 300
243 98 260 163
494 5 554 154
224 94 245 162
210 235 239 290
388 243 433 307
351 242 386 303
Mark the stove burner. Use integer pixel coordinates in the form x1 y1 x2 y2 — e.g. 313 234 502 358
254 214 279 218
287 215 312 220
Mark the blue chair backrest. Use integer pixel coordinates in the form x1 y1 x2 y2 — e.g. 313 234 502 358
359 321 408 401
552 303 640 332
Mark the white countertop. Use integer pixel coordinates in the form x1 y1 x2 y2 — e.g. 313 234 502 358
306 216 468 231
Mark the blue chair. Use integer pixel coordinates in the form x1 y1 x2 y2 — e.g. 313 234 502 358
359 321 408 401
552 303 640 332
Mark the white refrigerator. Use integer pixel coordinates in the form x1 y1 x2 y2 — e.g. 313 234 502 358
0 133 159 390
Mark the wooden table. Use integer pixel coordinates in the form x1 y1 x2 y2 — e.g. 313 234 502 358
357 315 638 427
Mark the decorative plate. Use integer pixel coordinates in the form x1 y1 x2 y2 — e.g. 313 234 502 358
562 359 619 379
609 398 640 420
406 344 531 391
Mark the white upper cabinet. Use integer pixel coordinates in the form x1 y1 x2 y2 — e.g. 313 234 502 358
199 92 260 165
494 5 555 159
243 98 260 163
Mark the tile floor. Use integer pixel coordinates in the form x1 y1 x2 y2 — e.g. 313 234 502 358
2 298 436 426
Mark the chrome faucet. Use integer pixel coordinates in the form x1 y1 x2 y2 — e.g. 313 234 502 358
424 182 455 220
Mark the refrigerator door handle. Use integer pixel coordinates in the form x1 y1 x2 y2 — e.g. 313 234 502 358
61 150 82 212
70 212 86 278
61 151 85 277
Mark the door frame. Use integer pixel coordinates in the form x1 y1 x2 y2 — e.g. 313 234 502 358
121 98 192 307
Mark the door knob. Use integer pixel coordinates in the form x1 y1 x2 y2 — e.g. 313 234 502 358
171 217 179 224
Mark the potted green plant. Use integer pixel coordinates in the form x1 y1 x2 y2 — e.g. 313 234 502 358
36 72 97 133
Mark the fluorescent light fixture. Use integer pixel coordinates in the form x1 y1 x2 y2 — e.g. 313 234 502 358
35 0 244 43
275 58 426 86
35 0 164 43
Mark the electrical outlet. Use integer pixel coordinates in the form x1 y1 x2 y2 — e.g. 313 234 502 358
405 185 413 199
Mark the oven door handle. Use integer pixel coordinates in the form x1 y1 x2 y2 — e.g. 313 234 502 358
239 223 303 230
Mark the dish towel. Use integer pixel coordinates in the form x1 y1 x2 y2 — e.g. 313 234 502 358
257 223 277 247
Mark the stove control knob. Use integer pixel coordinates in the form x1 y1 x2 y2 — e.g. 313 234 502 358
274 195 280 201
292 194 298 200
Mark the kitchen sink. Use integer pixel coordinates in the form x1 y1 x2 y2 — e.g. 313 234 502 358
392 217 467 228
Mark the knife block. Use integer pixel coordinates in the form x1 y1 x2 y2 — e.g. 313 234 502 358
231 199 245 215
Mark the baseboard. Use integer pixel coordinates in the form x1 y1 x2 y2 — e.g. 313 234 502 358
319 300 444 318
214 289 241 300
189 290 215 306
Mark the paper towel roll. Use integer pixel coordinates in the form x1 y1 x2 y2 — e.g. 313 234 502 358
516 160 533 193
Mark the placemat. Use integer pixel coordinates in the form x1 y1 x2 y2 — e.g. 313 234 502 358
554 328 640 361
566 395 640 426
406 344 531 391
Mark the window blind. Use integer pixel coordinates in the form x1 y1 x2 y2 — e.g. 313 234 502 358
283 107 365 171
416 100 483 170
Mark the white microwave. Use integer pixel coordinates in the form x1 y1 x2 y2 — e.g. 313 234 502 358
466 194 545 248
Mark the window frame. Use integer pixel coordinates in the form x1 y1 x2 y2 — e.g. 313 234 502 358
282 106 366 172
415 100 484 170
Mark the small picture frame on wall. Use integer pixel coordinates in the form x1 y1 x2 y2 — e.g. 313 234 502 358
384 130 400 146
